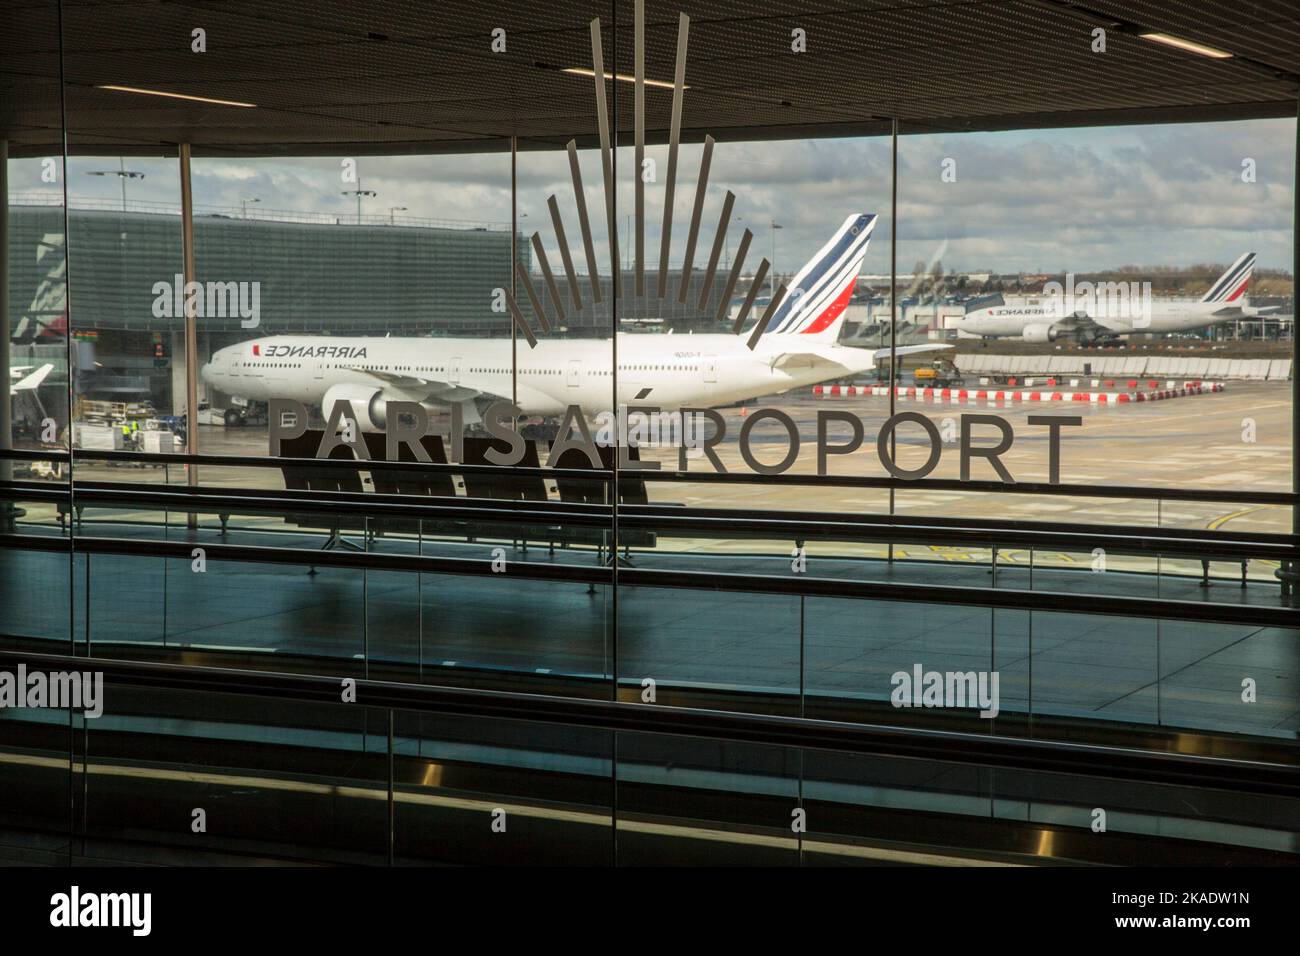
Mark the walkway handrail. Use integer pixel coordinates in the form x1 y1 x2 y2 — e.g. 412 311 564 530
2 446 1297 506
2 649 1295 798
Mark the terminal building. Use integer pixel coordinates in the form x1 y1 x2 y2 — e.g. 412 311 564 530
8 201 764 414
0 0 1297 869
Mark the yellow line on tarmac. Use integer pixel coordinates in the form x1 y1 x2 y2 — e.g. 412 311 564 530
1208 505 1277 531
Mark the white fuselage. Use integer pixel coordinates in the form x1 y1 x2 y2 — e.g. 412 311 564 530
200 333 882 417
957 298 1262 339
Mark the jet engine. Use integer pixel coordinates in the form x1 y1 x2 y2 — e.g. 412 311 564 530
320 383 388 431
1021 323 1059 343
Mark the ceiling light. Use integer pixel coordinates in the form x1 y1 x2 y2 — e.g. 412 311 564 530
96 85 257 108
561 67 684 90
1139 33 1232 59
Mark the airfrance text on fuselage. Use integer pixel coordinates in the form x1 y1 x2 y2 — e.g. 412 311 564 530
251 344 369 358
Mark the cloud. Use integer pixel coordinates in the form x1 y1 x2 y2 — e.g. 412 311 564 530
16 116 1294 276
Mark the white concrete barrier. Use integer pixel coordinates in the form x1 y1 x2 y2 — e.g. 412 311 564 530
951 353 1286 382
812 383 1227 403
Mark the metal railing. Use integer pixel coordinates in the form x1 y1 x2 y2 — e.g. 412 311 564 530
3 446 1299 626
4 445 1298 507
2 648 1295 800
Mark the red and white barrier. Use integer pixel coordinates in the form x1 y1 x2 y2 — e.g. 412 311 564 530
812 382 1225 404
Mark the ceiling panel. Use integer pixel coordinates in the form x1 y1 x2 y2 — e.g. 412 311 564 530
1 0 1295 155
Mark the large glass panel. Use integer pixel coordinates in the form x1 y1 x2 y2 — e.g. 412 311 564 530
895 117 1294 511
1 0 70 860
2 0 1291 870
188 150 514 479
616 732 799 866
395 712 613 866
78 684 388 864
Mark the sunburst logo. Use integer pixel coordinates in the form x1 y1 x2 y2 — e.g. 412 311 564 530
504 3 786 351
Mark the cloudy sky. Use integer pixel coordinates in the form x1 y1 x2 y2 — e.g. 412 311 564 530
12 115 1294 278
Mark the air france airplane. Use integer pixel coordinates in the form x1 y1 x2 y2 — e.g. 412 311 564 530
202 213 950 428
955 253 1267 342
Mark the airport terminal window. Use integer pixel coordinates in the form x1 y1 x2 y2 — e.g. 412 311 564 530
56 154 185 456
3 0 1299 872
894 118 1295 527
183 151 515 471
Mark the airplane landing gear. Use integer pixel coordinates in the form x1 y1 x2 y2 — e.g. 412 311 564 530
520 420 560 441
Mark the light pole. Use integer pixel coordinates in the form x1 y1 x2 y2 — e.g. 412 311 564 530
341 178 377 224
770 219 783 297
388 205 407 225
86 157 145 211
241 196 260 218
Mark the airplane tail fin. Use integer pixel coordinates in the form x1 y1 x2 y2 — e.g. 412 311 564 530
1201 252 1256 303
763 213 876 344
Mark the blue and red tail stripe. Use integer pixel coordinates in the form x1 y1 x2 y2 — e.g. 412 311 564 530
768 213 876 338
1201 252 1256 303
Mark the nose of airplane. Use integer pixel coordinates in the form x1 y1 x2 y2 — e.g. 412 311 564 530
199 350 221 385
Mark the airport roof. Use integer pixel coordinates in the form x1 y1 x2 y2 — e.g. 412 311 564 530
3 0 1299 157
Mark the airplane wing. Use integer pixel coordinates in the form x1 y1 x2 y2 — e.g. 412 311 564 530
342 366 553 410
769 351 859 373
1046 313 1133 335
343 366 483 403
1207 305 1281 318
771 342 952 373
10 363 54 395
1081 315 1134 333
870 343 955 362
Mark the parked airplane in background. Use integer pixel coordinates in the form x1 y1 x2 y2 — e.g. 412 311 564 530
202 213 950 427
955 252 1267 342
8 364 54 397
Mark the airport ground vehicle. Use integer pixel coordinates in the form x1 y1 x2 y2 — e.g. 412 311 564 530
196 399 268 428
912 358 965 387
